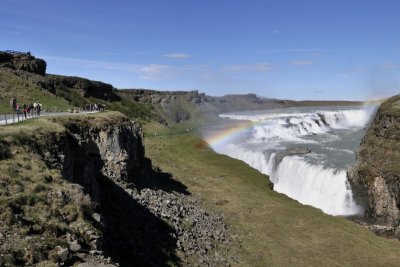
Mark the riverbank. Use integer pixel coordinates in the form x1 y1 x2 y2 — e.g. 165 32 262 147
145 129 400 266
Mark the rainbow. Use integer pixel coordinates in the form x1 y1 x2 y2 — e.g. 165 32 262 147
204 120 255 147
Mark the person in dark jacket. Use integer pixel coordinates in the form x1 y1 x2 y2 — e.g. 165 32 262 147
23 104 27 119
36 103 41 117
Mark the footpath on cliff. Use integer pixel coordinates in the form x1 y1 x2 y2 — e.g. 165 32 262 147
0 111 99 126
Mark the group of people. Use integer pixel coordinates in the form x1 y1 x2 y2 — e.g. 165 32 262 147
15 102 42 119
82 103 105 112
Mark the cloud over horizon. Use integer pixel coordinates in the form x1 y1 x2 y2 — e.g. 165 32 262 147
163 53 192 59
222 63 275 72
290 60 314 65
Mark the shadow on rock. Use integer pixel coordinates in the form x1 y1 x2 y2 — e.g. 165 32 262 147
97 174 179 267
56 136 180 266
134 161 190 196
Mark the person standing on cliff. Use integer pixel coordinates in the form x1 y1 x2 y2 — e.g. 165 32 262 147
23 104 27 119
36 103 41 117
29 103 34 117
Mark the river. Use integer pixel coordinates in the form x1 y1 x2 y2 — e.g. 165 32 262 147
203 105 377 216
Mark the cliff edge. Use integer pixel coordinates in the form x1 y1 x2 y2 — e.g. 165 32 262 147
348 94 400 235
0 51 46 76
0 112 234 266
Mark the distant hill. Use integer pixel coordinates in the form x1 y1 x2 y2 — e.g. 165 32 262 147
0 50 364 125
119 88 363 128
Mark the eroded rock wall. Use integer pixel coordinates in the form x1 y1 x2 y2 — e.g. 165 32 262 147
0 51 46 75
348 95 400 234
38 114 235 266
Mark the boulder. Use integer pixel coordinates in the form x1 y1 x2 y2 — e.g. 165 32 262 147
55 246 69 262
273 147 311 166
68 240 82 252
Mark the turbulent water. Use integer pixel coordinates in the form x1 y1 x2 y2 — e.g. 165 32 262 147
206 106 376 216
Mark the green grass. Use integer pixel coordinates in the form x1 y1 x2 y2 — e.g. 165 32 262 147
145 131 400 266
0 69 157 122
0 70 71 113
107 97 157 123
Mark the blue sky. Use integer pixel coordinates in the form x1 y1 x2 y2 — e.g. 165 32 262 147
1 0 399 100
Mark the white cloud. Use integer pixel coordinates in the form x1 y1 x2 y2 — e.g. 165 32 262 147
139 64 176 80
140 64 169 73
163 53 192 59
290 60 314 65
40 55 180 81
222 63 275 72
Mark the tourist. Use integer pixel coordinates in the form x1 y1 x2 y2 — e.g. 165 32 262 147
36 103 41 116
23 104 27 119
29 103 34 117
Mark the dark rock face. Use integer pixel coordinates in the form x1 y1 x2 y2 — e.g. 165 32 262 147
0 51 46 75
48 75 121 101
40 117 175 266
119 89 201 104
348 95 400 236
39 115 236 266
175 111 191 123
0 52 13 63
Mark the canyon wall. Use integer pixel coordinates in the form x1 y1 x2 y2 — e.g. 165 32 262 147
348 95 400 235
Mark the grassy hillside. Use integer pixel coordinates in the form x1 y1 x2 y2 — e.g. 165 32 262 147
0 67 157 122
0 70 71 113
145 130 400 266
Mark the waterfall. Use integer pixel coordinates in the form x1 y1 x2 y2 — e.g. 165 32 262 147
212 106 376 216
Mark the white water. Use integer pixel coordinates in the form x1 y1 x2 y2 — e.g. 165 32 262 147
210 106 376 216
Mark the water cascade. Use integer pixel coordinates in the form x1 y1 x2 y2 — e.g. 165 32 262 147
208 107 376 216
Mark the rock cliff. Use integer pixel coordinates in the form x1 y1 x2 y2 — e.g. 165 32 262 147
348 94 400 236
46 75 121 101
0 51 46 75
0 112 235 266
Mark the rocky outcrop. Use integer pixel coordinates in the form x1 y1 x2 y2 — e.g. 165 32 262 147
175 111 191 123
29 113 236 266
119 89 205 104
0 51 46 75
348 95 400 236
273 147 312 167
47 75 121 101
